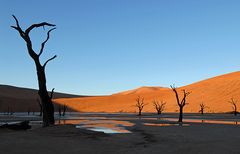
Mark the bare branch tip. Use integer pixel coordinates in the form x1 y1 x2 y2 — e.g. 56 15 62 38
12 15 17 20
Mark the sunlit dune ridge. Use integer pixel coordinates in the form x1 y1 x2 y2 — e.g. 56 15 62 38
54 71 240 113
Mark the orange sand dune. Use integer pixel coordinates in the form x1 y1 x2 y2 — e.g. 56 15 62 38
54 71 240 113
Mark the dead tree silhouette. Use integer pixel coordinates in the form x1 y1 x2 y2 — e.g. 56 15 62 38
135 96 146 116
11 15 57 127
229 98 238 116
27 108 30 115
62 104 67 116
170 85 191 122
58 104 62 116
153 100 166 115
199 103 206 115
50 88 55 99
7 106 10 115
57 104 67 116
7 106 13 115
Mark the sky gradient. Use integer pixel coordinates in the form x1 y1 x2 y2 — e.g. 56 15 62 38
1 0 240 95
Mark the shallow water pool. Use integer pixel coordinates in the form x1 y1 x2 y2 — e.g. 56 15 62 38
57 118 134 134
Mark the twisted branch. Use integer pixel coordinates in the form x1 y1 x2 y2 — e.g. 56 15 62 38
39 28 56 56
43 55 57 68
11 15 25 39
25 22 56 35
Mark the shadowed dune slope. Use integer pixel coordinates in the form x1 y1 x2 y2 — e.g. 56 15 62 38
54 71 240 113
0 85 81 112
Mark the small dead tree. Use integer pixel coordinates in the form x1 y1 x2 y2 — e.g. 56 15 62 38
170 85 191 122
229 98 238 116
10 107 14 115
27 108 30 115
199 103 206 115
58 105 62 116
57 104 67 116
12 15 57 127
50 88 55 100
7 106 10 115
153 100 166 115
135 96 146 116
7 106 13 115
62 104 67 116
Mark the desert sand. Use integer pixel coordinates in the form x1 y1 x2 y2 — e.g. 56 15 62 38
0 113 240 154
1 71 240 114
54 71 240 113
1 71 240 153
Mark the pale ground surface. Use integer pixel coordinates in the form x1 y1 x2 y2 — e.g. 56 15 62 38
0 113 240 154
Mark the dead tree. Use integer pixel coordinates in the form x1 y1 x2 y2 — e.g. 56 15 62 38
199 103 206 115
27 108 30 115
153 100 166 115
7 106 13 115
62 104 67 116
10 109 14 115
135 96 146 116
170 85 191 122
57 104 67 117
7 106 10 115
229 98 238 116
58 105 62 116
12 15 57 127
50 88 55 99
37 98 43 116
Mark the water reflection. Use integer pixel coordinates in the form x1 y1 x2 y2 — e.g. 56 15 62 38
144 123 190 127
56 119 134 134
161 118 239 125
199 119 239 125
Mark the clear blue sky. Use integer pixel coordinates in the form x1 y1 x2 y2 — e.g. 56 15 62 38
1 0 240 95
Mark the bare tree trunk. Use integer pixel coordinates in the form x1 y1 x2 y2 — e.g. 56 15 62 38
153 100 166 115
179 107 183 122
170 85 190 123
33 48 55 126
234 111 237 116
229 98 238 116
11 15 57 127
58 105 62 116
135 96 145 116
62 105 67 116
7 106 10 115
138 109 142 116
